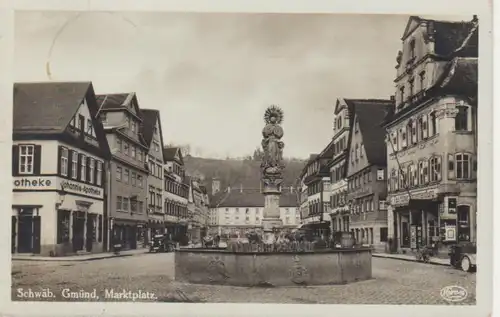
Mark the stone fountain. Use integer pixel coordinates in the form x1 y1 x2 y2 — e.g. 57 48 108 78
173 105 373 287
260 105 286 243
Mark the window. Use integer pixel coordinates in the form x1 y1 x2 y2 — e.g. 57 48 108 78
71 151 78 178
156 193 162 207
81 155 87 181
116 196 123 210
399 86 405 104
360 143 364 157
89 158 95 183
137 150 142 162
131 146 136 158
86 119 93 135
419 71 426 91
124 169 130 183
57 210 70 243
455 106 469 131
131 199 137 213
117 139 122 152
400 128 407 148
376 169 384 180
429 112 437 136
409 78 415 97
116 166 122 181
131 121 136 132
154 141 160 152
131 172 136 186
124 142 129 155
355 144 359 160
409 39 416 59
418 161 425 185
60 147 69 176
456 153 471 179
97 161 103 185
409 120 417 144
19 145 34 174
429 156 442 182
123 197 129 211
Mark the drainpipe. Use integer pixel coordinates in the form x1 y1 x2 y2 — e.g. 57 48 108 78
104 160 112 252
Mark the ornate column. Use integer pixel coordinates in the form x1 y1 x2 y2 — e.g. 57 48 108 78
260 105 285 243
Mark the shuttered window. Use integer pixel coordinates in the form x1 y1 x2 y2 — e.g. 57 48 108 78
96 161 103 186
71 151 78 179
80 154 87 182
18 145 35 174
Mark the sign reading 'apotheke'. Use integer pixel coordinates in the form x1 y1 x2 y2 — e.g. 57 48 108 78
13 176 103 199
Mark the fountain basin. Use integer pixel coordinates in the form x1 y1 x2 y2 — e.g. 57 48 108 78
174 247 372 287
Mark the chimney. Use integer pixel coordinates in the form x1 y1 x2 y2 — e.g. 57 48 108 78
390 95 395 102
472 15 478 22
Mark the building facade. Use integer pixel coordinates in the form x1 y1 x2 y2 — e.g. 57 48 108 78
299 150 333 238
97 92 149 250
139 109 166 241
163 147 190 239
346 99 393 251
329 98 355 234
210 187 300 237
186 177 210 242
12 82 110 256
385 16 478 253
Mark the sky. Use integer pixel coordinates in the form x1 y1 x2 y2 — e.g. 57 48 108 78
14 12 472 159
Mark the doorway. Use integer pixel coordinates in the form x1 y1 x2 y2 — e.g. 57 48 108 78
16 210 41 254
401 221 410 248
72 211 85 252
457 205 471 242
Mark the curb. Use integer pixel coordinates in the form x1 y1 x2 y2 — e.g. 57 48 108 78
372 254 450 267
12 252 149 262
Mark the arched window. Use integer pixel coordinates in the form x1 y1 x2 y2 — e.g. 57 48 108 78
456 153 471 179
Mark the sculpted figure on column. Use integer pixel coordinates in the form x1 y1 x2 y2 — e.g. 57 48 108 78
261 105 285 178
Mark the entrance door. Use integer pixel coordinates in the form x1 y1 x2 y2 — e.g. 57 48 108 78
130 226 137 249
72 212 85 252
401 222 410 248
17 215 33 253
86 214 94 252
457 205 471 242
32 216 41 254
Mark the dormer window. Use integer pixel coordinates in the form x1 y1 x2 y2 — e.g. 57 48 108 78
86 119 93 135
131 121 136 133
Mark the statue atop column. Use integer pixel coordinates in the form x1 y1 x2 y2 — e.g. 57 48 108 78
261 105 285 183
260 105 285 242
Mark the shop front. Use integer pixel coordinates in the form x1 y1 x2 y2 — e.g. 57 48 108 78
111 219 147 250
12 177 105 257
388 186 476 254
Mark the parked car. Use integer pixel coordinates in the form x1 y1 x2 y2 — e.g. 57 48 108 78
149 234 175 253
449 242 477 272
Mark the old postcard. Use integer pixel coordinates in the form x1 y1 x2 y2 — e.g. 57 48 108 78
0 1 494 316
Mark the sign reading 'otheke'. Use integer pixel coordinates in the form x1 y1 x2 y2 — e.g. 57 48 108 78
12 176 103 199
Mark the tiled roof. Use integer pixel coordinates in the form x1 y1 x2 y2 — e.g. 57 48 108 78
139 109 160 146
429 19 476 56
13 82 91 134
346 99 393 166
437 57 478 96
214 188 298 208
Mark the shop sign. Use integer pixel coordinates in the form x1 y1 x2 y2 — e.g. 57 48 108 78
389 187 439 207
13 176 103 199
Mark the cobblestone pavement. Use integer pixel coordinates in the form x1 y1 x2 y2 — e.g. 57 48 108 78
11 253 476 304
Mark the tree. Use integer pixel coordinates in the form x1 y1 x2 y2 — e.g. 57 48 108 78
252 147 263 161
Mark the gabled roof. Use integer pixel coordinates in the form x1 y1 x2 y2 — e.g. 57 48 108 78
13 81 111 157
163 147 183 165
13 81 91 134
139 109 165 156
214 188 298 208
345 99 393 166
